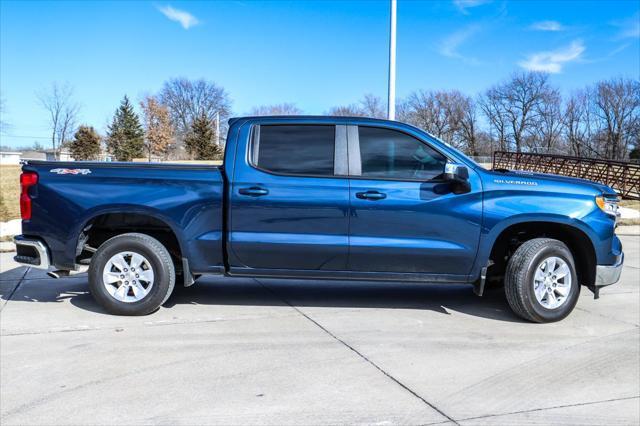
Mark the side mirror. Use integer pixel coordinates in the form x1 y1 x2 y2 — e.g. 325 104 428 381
444 163 471 194
444 163 469 181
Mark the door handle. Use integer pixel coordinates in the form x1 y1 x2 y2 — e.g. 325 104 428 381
356 191 386 200
239 187 269 197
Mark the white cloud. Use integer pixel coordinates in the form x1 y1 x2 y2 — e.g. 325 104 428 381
158 5 199 29
612 13 639 39
530 20 564 32
438 25 481 63
519 40 585 73
453 0 491 15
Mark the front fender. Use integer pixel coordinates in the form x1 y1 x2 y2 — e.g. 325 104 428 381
470 213 600 281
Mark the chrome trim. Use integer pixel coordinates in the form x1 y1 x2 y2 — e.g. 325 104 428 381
595 253 624 287
13 238 51 269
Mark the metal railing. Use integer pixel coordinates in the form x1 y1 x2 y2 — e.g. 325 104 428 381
492 151 640 200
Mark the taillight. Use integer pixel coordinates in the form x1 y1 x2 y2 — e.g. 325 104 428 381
20 171 38 220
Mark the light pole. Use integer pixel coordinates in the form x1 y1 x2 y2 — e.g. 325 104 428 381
215 111 220 146
387 0 397 120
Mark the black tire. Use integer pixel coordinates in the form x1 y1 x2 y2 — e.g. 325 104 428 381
504 238 580 323
88 233 175 315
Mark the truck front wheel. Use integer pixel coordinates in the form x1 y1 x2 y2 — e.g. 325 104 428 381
88 233 175 315
504 238 580 323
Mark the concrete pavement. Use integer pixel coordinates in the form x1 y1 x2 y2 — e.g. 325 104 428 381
1 235 639 425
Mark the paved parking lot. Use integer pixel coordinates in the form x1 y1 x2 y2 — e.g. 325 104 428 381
1 234 639 425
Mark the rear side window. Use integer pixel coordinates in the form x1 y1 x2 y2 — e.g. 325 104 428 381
358 126 446 180
254 125 335 176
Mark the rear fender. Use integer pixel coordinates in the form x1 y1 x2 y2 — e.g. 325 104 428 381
71 205 186 263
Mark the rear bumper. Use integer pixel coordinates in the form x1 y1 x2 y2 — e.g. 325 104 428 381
13 236 51 269
595 252 624 287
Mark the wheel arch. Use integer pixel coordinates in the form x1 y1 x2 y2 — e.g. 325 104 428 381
74 207 187 267
481 218 597 288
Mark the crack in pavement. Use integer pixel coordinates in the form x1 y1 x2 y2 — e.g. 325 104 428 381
2 344 307 420
574 306 640 328
0 267 30 312
444 327 638 401
1 311 302 337
254 278 460 425
453 395 640 423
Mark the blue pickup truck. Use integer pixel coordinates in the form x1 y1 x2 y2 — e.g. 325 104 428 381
14 116 623 322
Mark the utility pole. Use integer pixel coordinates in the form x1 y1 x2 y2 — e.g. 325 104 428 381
387 0 397 120
215 111 220 146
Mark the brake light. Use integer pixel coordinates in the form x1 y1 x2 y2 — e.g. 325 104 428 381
20 172 38 220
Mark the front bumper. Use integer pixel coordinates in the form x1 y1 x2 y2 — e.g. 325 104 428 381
595 252 624 287
13 236 51 270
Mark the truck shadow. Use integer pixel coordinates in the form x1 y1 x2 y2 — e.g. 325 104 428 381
0 266 521 322
165 277 521 322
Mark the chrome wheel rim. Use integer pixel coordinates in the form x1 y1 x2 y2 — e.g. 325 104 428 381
533 256 572 310
102 251 154 303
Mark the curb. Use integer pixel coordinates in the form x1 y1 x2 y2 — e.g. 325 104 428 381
616 225 640 236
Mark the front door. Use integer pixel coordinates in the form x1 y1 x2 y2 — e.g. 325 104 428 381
347 125 482 279
228 122 350 272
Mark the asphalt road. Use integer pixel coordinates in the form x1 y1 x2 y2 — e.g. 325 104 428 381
1 235 639 425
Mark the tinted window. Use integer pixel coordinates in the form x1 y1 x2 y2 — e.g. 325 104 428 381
255 125 335 176
358 126 446 180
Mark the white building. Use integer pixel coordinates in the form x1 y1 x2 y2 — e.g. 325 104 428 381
42 149 74 161
20 150 46 161
0 151 22 165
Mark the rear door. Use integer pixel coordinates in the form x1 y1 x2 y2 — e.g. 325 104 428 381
347 124 482 278
228 121 350 272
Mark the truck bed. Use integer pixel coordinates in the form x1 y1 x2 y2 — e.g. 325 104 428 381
20 161 225 273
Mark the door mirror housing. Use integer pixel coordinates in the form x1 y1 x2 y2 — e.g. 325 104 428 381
444 163 469 181
444 163 471 194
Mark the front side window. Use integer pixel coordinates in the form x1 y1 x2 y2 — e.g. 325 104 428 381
254 125 335 176
358 126 447 180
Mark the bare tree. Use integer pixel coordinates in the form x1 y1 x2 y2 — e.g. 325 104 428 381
530 88 563 153
159 78 231 138
458 95 479 155
249 103 302 116
562 90 597 157
37 82 79 159
327 94 386 118
479 88 509 152
140 96 175 161
399 90 471 149
474 131 495 157
591 78 640 160
400 90 450 139
324 76 640 161
441 91 470 148
486 72 554 152
327 104 365 117
359 94 386 118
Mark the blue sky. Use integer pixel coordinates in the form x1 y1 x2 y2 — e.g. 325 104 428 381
1 0 638 148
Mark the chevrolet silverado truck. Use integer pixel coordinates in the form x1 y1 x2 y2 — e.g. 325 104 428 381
14 116 624 322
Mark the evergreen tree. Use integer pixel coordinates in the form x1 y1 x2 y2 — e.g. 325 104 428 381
107 96 144 161
70 125 101 160
184 113 221 160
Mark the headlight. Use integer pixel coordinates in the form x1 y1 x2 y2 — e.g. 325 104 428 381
595 195 619 218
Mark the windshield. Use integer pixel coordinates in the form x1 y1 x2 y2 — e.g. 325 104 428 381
423 132 486 170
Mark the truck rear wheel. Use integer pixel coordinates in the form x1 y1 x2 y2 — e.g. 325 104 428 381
504 238 580 323
88 233 175 315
